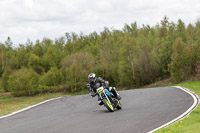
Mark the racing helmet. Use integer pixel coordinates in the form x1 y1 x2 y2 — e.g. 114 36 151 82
88 73 96 83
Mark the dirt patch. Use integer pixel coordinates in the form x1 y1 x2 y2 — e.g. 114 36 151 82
144 78 174 88
0 92 11 97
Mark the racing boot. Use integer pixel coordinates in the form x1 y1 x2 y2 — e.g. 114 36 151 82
110 87 121 100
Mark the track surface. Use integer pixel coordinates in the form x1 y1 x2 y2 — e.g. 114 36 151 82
0 87 194 133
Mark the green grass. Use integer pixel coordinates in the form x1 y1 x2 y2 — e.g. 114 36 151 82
0 93 70 116
155 80 200 133
0 89 90 117
70 89 88 96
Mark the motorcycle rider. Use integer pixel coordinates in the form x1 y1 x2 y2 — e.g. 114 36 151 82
87 73 121 105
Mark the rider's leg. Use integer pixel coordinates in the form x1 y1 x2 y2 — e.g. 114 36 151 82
98 95 104 105
109 87 121 100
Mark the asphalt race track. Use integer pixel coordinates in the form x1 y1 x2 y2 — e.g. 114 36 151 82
0 87 196 133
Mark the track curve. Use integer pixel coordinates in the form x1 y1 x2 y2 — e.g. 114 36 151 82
0 87 197 133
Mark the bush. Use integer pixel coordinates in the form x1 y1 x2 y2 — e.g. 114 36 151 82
40 67 64 87
8 68 40 96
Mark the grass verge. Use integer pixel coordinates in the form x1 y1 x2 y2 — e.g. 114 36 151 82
155 80 200 133
0 89 89 117
0 93 70 117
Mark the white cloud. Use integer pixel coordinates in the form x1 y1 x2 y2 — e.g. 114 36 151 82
0 0 200 46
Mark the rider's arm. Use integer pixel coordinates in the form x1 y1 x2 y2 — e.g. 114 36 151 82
98 77 109 89
97 77 105 85
87 83 92 93
104 81 109 88
87 83 97 97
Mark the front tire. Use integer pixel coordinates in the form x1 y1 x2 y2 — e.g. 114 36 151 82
102 99 114 112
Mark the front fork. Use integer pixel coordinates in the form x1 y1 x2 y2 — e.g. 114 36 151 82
98 92 113 106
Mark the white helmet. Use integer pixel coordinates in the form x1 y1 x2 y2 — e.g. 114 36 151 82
88 73 96 83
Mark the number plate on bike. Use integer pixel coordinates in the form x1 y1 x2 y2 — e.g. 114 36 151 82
97 87 104 95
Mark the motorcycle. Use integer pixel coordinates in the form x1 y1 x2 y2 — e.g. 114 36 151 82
95 86 122 112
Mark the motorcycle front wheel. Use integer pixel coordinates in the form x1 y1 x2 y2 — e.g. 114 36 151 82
102 99 114 112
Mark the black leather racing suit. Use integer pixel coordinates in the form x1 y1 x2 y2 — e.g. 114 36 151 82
87 77 108 94
87 77 120 100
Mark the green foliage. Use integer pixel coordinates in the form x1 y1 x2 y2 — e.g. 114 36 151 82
0 44 17 76
28 53 43 73
158 16 169 38
4 37 13 50
65 61 82 92
42 45 63 71
16 44 30 68
177 19 187 42
8 68 40 96
0 44 7 76
32 41 43 57
40 67 64 87
118 34 137 86
1 17 200 96
169 38 197 82
1 67 13 92
62 52 95 92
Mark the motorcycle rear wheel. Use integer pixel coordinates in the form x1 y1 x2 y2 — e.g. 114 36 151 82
116 101 122 110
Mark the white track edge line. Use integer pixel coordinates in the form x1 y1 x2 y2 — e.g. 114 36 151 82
0 97 63 120
148 86 199 133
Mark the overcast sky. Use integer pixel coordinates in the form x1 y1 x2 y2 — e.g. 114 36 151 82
0 0 200 46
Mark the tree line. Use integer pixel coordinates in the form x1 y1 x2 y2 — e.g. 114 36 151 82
0 17 200 96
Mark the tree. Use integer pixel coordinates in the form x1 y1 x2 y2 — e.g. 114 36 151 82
118 34 137 86
62 52 95 92
42 45 63 71
187 24 195 44
1 67 12 92
65 61 81 92
159 16 169 38
177 19 187 42
169 38 194 82
28 54 43 74
195 21 200 45
0 44 6 76
32 41 43 57
0 43 17 74
16 44 30 68
5 37 13 50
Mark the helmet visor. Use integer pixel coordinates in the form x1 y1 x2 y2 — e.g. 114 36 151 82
89 77 95 81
